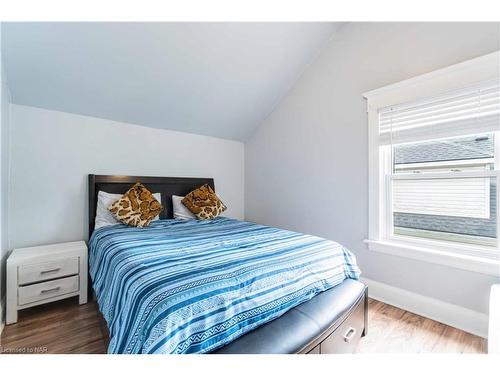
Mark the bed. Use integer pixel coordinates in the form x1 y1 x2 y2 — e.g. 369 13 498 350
88 175 368 354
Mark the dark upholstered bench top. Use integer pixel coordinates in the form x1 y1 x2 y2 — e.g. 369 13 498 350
213 279 366 354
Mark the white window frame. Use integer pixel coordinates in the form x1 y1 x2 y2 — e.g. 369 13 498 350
363 51 500 276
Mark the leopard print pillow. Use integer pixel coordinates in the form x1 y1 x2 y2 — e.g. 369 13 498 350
181 184 226 220
108 182 163 227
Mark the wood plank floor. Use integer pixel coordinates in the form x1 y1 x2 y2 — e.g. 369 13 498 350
355 299 486 353
0 297 107 354
0 297 487 354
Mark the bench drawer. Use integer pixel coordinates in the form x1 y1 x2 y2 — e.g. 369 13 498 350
18 275 79 305
18 258 79 285
320 296 365 354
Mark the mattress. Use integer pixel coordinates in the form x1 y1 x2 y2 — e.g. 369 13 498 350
89 217 361 354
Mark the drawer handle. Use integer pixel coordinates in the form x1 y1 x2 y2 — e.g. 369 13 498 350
40 287 61 294
343 327 357 343
40 268 61 275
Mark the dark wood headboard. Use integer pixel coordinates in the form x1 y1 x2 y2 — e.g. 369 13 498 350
88 174 214 238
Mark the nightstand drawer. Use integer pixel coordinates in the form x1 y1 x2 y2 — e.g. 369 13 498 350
18 257 79 285
18 275 79 305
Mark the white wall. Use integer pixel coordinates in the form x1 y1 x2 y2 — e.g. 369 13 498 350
245 22 500 314
1 23 13 324
9 105 244 249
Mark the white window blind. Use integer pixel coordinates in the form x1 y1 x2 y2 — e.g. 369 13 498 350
378 80 500 145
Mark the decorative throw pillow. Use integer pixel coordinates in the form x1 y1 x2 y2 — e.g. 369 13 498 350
95 191 162 230
181 184 227 220
108 182 163 227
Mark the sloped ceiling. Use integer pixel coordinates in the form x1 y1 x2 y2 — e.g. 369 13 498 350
2 22 342 141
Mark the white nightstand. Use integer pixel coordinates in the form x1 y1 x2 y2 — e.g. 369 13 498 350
6 241 88 324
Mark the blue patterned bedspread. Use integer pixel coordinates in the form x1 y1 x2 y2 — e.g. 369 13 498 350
89 217 360 354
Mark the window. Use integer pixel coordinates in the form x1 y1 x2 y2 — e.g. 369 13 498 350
364 51 500 275
392 134 496 247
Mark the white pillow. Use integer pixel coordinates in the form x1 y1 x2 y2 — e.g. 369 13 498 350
95 191 162 230
172 195 196 220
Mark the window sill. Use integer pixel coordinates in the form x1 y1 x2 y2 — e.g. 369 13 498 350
364 239 500 276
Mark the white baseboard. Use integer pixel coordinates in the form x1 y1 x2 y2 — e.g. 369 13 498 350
361 277 489 339
0 296 5 336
